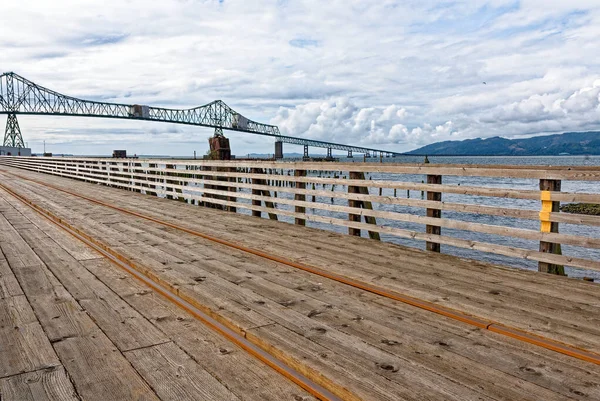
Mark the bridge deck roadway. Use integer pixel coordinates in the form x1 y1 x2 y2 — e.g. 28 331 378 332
0 166 599 401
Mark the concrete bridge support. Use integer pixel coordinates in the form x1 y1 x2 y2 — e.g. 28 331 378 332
274 141 283 159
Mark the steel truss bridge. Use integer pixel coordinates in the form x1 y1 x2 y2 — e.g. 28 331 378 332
0 72 400 158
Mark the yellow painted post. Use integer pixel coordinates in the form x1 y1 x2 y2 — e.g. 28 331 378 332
539 191 553 233
538 180 564 275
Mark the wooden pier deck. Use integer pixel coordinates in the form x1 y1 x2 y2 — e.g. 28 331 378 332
0 164 599 400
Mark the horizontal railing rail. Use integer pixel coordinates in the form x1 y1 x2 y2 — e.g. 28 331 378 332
1 156 599 275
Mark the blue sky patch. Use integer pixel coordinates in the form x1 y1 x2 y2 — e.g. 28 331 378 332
411 1 520 35
289 38 320 48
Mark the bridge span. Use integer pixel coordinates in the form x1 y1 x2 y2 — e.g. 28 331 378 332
0 72 400 158
0 156 598 400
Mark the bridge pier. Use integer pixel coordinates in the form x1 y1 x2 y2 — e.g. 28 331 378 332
303 145 310 161
4 113 25 148
326 148 333 160
208 133 231 160
274 141 283 159
347 150 353 158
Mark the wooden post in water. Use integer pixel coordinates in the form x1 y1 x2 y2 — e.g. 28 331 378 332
538 179 565 275
294 169 306 225
426 174 442 252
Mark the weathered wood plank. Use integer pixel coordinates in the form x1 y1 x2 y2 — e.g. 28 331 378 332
125 341 241 401
5 185 489 400
3 167 600 401
16 228 169 352
213 225 600 349
53 205 593 400
2 187 314 401
0 258 23 299
0 199 160 401
75 188 600 350
82 259 317 401
0 366 79 401
52 332 159 401
0 295 61 379
99 216 600 399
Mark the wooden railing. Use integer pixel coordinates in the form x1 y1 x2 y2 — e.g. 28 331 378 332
1 156 599 275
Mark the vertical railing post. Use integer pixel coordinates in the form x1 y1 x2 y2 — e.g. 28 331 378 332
108 161 115 188
133 161 142 193
251 167 262 217
425 174 442 252
347 171 380 240
123 161 129 191
227 166 237 213
128 161 133 191
165 164 174 199
539 179 564 275
101 161 107 183
148 163 157 197
294 169 306 226
198 165 207 208
249 167 277 220
200 165 211 208
348 171 362 236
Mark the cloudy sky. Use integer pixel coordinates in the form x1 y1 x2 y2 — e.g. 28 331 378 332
1 0 600 156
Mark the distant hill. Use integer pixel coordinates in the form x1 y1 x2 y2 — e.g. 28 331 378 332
407 131 600 156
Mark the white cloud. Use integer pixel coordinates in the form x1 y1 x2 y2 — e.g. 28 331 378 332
273 97 457 148
2 0 600 154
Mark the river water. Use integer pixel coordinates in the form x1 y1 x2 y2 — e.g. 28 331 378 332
228 155 600 281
